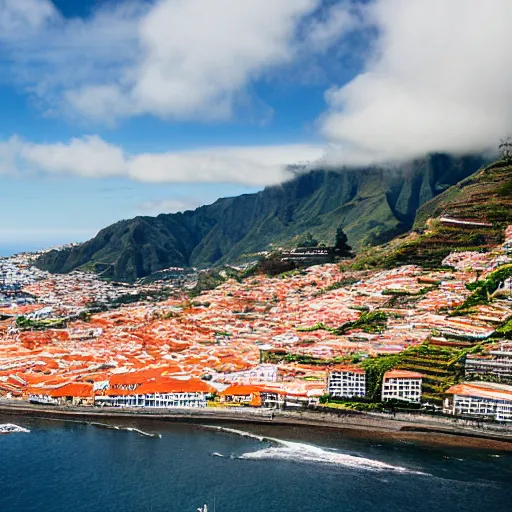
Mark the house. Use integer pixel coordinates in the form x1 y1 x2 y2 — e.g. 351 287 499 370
29 382 94 406
94 378 213 408
219 384 263 406
280 248 334 265
381 370 423 403
327 366 366 398
444 382 512 422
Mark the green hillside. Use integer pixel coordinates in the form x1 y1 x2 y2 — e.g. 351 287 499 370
352 158 512 270
36 154 484 281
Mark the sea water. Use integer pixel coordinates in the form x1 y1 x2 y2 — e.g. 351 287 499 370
1 415 511 512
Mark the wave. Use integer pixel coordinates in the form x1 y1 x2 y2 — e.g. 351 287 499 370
201 425 270 443
0 423 30 434
206 426 427 474
89 422 161 438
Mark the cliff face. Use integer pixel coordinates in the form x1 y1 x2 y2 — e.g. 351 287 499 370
36 154 485 281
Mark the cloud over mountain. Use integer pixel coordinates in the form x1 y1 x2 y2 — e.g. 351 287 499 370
320 0 512 164
4 135 324 186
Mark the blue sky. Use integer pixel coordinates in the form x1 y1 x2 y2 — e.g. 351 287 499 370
0 0 510 252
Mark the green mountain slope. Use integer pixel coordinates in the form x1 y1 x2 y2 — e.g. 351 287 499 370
36 154 485 281
356 158 512 269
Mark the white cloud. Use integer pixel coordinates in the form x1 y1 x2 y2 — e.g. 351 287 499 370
6 135 324 186
127 144 323 185
22 136 127 178
320 0 512 164
0 0 56 38
0 0 360 123
0 136 23 175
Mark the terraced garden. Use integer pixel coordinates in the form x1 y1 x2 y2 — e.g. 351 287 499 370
362 341 488 405
350 159 512 270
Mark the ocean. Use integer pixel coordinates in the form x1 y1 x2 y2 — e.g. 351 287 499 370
1 415 511 512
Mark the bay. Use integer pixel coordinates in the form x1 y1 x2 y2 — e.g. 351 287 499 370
1 415 511 512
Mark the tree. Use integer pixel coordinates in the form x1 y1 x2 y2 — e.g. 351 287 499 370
295 232 318 248
334 225 353 257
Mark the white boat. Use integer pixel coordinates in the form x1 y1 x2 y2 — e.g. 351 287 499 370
197 505 208 512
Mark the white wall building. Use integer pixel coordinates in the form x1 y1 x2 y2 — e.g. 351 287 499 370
94 378 212 408
328 367 366 398
444 382 512 422
381 370 423 403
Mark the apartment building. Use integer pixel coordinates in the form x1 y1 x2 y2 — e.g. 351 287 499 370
465 343 512 382
381 370 423 403
444 382 512 422
328 366 366 398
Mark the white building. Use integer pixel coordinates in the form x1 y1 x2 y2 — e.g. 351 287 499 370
444 382 512 422
218 364 278 384
328 366 366 398
94 378 212 408
381 370 423 403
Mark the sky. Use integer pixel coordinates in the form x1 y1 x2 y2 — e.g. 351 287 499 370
1 0 512 252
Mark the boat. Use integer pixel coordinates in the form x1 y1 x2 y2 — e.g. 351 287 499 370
196 505 208 512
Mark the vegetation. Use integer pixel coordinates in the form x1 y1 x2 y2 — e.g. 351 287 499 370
295 232 318 248
333 311 388 335
346 159 512 270
496 318 512 339
36 155 484 281
333 225 353 257
455 264 512 312
16 315 68 331
358 341 485 403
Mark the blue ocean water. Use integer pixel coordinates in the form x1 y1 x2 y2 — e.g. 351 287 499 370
1 416 511 512
0 245 36 257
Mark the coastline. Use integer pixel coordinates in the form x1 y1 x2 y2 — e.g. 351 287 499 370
1 400 512 451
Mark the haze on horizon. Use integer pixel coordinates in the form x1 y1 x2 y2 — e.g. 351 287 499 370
1 0 512 251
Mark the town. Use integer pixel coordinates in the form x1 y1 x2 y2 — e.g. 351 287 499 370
1 226 512 426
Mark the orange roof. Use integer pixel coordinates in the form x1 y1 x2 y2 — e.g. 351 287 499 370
106 378 213 395
384 370 423 379
49 382 94 398
446 382 512 402
220 384 264 396
108 368 167 386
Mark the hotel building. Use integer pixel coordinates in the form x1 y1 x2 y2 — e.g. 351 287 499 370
381 370 423 403
327 366 366 398
444 382 512 422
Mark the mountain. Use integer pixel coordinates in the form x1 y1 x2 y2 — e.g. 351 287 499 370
354 157 512 269
36 154 486 281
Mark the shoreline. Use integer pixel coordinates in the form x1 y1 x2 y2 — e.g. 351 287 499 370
1 401 512 450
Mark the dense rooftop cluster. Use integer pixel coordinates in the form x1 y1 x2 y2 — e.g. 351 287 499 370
0 225 512 417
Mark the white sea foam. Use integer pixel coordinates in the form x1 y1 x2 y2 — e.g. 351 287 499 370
125 427 162 438
206 425 427 474
90 422 161 438
0 423 30 434
202 425 268 442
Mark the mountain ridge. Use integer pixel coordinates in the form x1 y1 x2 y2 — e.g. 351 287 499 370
36 154 486 281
